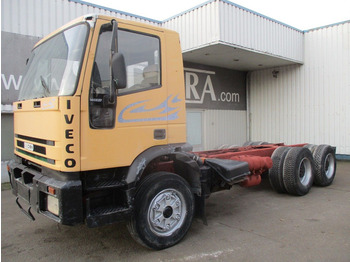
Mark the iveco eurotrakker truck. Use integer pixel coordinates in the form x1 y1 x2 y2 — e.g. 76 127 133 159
8 15 337 249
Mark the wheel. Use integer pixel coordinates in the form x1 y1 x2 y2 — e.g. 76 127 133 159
283 147 315 196
303 144 317 154
243 141 253 146
243 141 268 146
250 141 268 146
127 172 194 250
313 145 336 186
250 141 262 146
217 144 228 149
269 147 291 193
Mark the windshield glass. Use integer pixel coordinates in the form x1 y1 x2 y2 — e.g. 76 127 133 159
18 23 89 100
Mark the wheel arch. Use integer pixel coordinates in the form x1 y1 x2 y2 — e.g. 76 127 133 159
125 144 202 196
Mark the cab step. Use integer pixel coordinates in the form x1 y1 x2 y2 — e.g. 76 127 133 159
85 179 126 191
86 205 133 227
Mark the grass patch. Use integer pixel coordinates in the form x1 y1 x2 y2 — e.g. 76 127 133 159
2 182 12 191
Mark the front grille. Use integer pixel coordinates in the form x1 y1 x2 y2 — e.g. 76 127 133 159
15 134 55 146
17 140 46 155
15 134 56 165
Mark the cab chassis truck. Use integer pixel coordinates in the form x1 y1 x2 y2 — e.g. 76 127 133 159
8 15 337 250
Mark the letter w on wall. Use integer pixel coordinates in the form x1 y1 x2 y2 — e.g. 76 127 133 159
1 74 22 90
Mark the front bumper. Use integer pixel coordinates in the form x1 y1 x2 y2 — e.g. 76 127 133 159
8 158 84 225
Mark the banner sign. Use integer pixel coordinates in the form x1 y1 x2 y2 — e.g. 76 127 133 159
184 62 246 110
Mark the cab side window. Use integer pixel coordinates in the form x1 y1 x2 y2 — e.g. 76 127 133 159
89 26 161 129
118 30 161 94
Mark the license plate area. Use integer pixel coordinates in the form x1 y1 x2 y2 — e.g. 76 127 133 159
24 142 34 151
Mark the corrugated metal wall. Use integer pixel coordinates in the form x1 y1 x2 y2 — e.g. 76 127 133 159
204 110 246 150
218 1 304 63
1 0 160 38
163 0 303 63
163 1 220 51
249 22 350 155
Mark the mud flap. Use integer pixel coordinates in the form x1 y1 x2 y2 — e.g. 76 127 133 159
195 194 208 225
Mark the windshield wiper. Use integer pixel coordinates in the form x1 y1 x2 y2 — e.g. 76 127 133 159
40 75 50 96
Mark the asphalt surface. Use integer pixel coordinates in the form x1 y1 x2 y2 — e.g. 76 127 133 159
1 161 350 262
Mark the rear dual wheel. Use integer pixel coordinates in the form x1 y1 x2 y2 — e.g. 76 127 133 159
269 147 291 193
303 144 317 154
313 145 336 186
243 141 269 146
269 147 315 196
270 144 337 195
283 147 315 196
304 144 336 186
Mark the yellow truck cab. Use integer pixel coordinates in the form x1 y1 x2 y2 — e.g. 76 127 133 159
8 14 337 250
9 14 194 248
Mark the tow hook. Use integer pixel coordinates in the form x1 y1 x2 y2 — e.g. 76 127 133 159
16 197 35 221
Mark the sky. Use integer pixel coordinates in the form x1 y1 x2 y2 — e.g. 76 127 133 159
83 0 350 30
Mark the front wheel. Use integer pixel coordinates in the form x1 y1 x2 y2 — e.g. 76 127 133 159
127 172 194 250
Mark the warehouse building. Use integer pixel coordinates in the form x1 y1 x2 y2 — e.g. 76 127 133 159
1 0 349 180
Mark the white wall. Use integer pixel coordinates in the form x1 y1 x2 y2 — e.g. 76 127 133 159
249 22 350 155
218 0 303 63
204 109 247 150
163 0 220 52
163 0 304 63
1 0 160 38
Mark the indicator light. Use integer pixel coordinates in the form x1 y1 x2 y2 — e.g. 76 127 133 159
48 186 56 195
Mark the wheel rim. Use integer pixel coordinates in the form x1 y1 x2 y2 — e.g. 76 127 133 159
324 153 335 179
147 189 186 237
298 157 312 186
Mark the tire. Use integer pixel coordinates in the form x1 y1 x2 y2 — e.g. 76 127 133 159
243 141 253 146
269 147 291 193
250 141 269 146
243 141 268 146
313 145 336 186
127 172 194 250
303 144 317 154
283 147 315 196
217 144 228 149
258 142 270 145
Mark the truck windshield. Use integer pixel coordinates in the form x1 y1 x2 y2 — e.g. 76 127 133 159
18 23 89 100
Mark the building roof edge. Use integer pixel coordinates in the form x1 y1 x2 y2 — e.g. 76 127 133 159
304 20 350 33
68 0 162 24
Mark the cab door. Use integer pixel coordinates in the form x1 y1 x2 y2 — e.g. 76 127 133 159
80 19 172 171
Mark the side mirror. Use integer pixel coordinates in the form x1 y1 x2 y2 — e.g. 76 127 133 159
111 53 127 89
